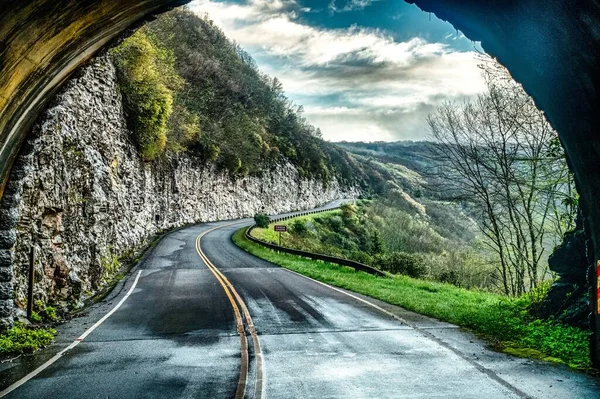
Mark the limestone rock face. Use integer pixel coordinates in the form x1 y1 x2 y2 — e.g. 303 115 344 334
0 56 357 320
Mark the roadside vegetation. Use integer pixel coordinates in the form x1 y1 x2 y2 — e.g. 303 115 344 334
251 200 491 289
0 323 55 356
234 228 591 370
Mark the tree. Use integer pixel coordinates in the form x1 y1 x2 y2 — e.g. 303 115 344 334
112 30 181 160
254 213 270 228
428 56 576 295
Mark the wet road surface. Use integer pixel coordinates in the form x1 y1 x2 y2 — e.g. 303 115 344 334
0 200 599 398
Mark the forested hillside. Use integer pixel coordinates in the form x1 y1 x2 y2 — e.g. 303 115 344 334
110 8 367 187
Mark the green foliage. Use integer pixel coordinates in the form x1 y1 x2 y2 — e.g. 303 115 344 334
112 30 180 160
34 300 58 322
254 213 270 228
0 323 56 355
370 230 384 255
101 252 121 280
167 105 201 153
43 306 58 322
340 203 356 219
249 201 489 288
233 229 591 370
109 9 376 183
375 252 428 278
30 312 42 323
291 219 307 235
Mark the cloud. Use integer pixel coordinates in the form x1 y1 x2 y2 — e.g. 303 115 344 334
329 0 379 14
189 0 486 142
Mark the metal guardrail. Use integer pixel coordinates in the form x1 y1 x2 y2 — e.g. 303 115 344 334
246 207 387 278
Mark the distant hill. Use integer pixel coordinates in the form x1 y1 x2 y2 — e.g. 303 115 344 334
340 141 480 245
338 141 436 174
339 141 445 199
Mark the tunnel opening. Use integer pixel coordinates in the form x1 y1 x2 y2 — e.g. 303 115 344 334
0 0 599 368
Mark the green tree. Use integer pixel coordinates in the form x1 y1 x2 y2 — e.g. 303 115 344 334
371 230 384 255
376 252 428 278
254 213 270 228
112 31 181 160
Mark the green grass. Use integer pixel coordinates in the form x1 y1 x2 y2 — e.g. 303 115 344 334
251 210 340 244
233 228 592 371
0 323 56 356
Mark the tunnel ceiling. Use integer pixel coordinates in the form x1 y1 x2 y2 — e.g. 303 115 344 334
0 0 189 198
1 0 600 363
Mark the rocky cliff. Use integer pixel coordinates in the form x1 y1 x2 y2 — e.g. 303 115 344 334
0 56 356 324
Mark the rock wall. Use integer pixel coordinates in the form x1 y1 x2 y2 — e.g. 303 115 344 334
542 211 591 327
0 56 356 324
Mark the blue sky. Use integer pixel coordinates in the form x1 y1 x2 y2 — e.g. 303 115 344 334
190 0 486 142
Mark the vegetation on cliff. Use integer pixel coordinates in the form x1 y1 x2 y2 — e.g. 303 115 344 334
111 8 365 185
112 31 181 160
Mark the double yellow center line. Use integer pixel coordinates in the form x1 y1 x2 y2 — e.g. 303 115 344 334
195 223 264 399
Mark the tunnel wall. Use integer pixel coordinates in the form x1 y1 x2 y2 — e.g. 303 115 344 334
0 0 190 200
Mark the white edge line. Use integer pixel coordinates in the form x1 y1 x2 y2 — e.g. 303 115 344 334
0 270 143 397
282 269 414 326
281 269 535 398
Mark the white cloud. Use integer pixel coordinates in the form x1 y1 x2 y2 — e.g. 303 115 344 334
189 0 486 142
329 0 380 13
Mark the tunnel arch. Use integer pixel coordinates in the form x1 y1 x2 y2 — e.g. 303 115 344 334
1 0 599 366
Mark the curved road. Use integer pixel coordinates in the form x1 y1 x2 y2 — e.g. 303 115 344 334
0 201 598 398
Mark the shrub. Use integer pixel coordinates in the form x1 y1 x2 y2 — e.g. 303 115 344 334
291 220 307 235
34 300 59 322
0 323 56 355
41 306 58 322
439 269 460 286
327 216 344 233
30 312 42 323
340 203 356 219
377 252 428 278
254 213 270 228
370 230 385 255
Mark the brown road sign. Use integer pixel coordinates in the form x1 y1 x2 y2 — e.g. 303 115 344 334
274 225 287 232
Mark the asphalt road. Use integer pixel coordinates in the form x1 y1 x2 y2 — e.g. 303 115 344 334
0 200 599 398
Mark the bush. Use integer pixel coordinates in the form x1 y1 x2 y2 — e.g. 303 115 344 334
41 306 58 322
327 216 344 233
340 203 356 219
439 269 460 286
376 252 428 278
254 213 270 228
34 300 58 322
0 323 56 355
291 220 307 235
30 312 42 323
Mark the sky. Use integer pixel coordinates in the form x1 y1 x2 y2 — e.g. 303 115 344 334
189 0 486 142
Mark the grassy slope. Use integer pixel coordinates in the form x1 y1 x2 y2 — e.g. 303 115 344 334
252 210 340 244
233 228 592 371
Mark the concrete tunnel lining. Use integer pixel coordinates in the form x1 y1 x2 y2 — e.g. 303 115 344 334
0 0 599 366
